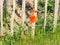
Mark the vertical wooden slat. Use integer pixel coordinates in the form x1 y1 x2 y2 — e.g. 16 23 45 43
53 0 59 32
1 0 4 35
31 0 38 38
44 0 48 33
10 0 15 35
21 0 26 35
0 1 4 44
22 0 26 24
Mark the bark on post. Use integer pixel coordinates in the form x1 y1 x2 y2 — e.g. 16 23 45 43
1 0 4 35
53 0 59 32
31 0 38 38
10 0 15 35
44 0 48 33
21 0 26 36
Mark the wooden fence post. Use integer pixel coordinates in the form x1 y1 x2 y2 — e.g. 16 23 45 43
21 0 26 36
10 0 15 35
31 0 38 38
53 0 59 32
1 0 4 35
44 0 48 33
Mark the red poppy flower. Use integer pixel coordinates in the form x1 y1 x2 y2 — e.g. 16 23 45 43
30 15 36 23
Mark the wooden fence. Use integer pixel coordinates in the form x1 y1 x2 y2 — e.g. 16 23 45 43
0 0 60 37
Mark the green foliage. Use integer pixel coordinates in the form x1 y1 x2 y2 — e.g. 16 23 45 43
3 4 9 24
47 0 54 13
38 0 54 13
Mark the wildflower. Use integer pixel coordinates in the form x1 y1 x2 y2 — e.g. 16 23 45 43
30 15 36 23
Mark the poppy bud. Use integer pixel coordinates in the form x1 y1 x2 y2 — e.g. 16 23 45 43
31 10 38 13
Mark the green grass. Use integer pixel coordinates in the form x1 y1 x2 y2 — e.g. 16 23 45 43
1 14 60 45
0 25 60 45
